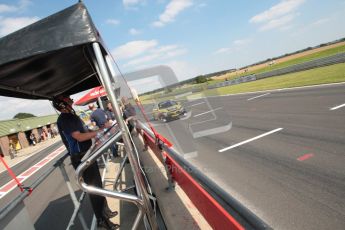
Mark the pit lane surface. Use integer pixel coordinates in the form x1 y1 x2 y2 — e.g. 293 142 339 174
0 142 95 229
142 83 345 230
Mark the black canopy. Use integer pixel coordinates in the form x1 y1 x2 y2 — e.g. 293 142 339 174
0 2 106 100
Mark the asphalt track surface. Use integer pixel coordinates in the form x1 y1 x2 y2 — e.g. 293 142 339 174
0 83 344 229
0 142 95 229
0 141 63 206
142 83 345 230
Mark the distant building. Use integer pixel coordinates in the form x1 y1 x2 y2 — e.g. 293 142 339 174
0 115 58 157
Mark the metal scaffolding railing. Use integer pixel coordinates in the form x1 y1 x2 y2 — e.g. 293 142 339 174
74 42 159 230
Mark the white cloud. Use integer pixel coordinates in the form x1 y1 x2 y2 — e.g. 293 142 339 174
125 54 161 67
164 60 199 80
0 97 56 120
214 48 232 55
156 0 167 4
259 13 296 31
0 0 32 13
152 0 193 27
18 0 32 10
152 21 165 27
214 38 251 55
111 40 158 60
112 39 188 68
250 0 305 31
129 28 141 35
124 44 187 67
311 17 331 27
151 44 179 53
106 19 120 25
250 0 304 23
165 48 187 57
0 16 39 37
0 1 37 37
197 3 207 8
123 0 145 8
233 38 251 46
0 4 17 13
112 39 188 70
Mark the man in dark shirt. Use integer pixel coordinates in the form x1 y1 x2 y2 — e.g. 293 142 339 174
89 104 109 129
105 101 116 122
52 95 118 229
104 102 119 157
121 97 137 133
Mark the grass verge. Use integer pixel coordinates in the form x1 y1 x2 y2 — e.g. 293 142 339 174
214 45 345 82
206 62 345 96
141 63 345 103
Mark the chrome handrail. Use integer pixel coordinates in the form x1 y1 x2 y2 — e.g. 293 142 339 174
75 131 143 206
77 42 159 230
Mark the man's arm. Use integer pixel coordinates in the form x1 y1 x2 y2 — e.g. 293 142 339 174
71 130 98 142
90 113 97 127
125 116 136 124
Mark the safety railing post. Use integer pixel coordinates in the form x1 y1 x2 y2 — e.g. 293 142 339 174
58 162 88 230
113 154 128 191
156 139 176 191
91 42 158 229
161 152 176 192
138 124 176 191
75 135 145 229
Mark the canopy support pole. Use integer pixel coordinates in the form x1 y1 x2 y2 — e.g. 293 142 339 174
91 42 158 230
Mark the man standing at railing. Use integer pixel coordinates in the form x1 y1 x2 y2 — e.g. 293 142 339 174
105 101 119 158
52 95 119 230
89 103 110 129
121 96 137 133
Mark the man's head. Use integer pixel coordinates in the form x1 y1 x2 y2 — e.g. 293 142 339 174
106 102 113 110
52 95 74 112
88 104 96 111
121 96 129 105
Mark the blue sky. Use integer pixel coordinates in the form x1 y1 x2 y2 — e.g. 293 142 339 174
0 0 345 119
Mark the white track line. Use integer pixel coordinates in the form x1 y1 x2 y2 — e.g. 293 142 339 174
188 102 205 107
0 144 64 174
218 128 283 153
330 103 345 111
247 93 270 101
183 151 198 159
194 107 223 118
0 146 65 199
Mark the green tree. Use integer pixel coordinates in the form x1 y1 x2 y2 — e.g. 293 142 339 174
13 113 36 119
195 75 207 84
165 87 173 93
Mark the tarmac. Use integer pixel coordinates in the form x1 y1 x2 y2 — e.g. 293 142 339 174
0 136 63 173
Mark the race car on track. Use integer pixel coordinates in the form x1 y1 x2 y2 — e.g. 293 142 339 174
152 100 187 122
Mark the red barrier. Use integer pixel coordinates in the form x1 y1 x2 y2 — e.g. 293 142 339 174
141 131 244 230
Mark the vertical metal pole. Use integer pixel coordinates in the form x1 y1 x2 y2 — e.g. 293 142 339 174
97 97 104 110
161 153 176 191
59 163 88 230
105 55 117 82
113 154 128 191
132 209 144 230
91 42 157 230
101 154 108 172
